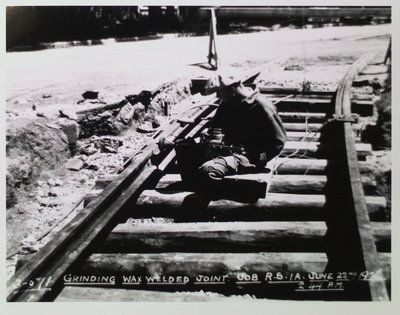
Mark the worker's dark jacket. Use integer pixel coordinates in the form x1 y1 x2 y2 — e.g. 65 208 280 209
211 88 286 167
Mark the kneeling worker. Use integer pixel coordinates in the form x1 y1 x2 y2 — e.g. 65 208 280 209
173 75 286 197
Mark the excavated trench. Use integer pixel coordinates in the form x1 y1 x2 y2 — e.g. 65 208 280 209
6 78 192 209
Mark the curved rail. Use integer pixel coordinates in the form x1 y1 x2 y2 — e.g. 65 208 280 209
334 53 389 301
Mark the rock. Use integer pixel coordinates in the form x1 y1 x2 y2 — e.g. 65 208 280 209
284 64 305 71
107 119 127 135
32 104 37 110
80 144 99 156
55 179 63 186
59 109 78 121
89 136 123 153
137 122 155 133
14 99 29 105
48 189 58 197
22 244 41 253
98 111 113 119
37 180 46 187
46 123 61 129
103 145 117 154
57 118 80 149
152 115 167 128
77 154 88 161
126 91 152 107
132 103 146 120
66 158 84 171
118 103 135 124
38 198 58 207
84 162 99 171
86 114 97 121
48 178 56 186
82 91 99 100
21 235 37 246
37 190 47 198
36 112 47 118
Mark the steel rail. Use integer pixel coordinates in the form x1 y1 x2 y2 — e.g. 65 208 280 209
6 104 214 302
334 53 389 301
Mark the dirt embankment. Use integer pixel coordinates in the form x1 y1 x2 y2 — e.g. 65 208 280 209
6 78 191 209
6 119 70 208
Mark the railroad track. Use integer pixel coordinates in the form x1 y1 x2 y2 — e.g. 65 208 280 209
7 54 390 302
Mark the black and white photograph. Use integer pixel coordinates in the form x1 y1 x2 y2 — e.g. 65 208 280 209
3 1 395 309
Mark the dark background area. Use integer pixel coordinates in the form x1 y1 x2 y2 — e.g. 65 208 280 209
6 6 391 51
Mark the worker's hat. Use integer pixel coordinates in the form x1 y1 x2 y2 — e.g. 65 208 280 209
204 75 241 95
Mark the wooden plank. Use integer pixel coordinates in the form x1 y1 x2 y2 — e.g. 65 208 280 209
259 87 335 96
285 132 321 142
379 253 391 280
156 174 376 195
371 222 391 253
273 98 332 104
282 141 372 158
274 158 372 175
270 174 375 194
273 99 373 116
134 190 386 221
279 112 327 122
81 252 328 277
56 287 254 302
104 221 327 252
57 253 390 301
283 123 323 132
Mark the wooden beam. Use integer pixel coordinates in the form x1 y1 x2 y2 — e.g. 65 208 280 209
279 112 327 122
82 252 328 276
371 222 391 253
285 132 321 142
271 99 373 116
259 87 334 97
274 158 372 175
270 174 375 194
56 287 254 302
283 123 323 132
104 221 327 252
134 190 385 221
156 173 376 195
282 141 372 158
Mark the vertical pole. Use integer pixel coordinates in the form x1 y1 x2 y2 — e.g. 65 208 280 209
207 8 218 69
384 38 391 65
